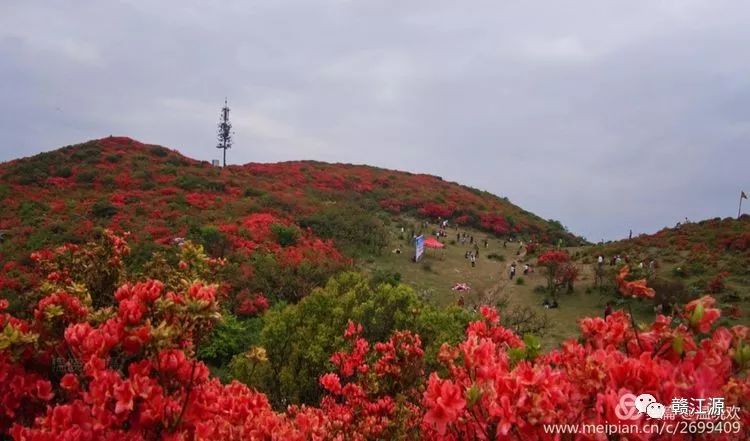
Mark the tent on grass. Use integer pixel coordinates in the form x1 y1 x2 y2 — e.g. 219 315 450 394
423 236 445 249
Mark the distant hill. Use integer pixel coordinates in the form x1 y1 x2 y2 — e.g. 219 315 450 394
587 216 750 286
0 136 581 304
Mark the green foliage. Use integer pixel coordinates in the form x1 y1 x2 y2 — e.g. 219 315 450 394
175 175 225 192
19 201 49 226
270 223 299 247
125 241 169 274
54 167 72 178
244 187 266 198
75 171 97 184
369 269 401 287
100 175 117 191
91 200 118 218
244 272 472 408
149 146 169 157
188 225 229 258
71 143 100 163
300 205 389 256
198 314 262 365
508 334 542 364
515 276 525 285
487 253 505 261
25 224 79 251
650 278 695 310
246 253 340 303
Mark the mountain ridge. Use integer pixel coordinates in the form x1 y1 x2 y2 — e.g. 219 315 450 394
0 136 581 242
0 136 582 304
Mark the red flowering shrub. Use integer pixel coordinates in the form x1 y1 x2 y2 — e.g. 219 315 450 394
707 272 730 294
419 203 455 219
420 305 750 440
537 250 578 295
2 250 750 439
479 214 510 235
616 266 656 299
234 291 269 317
317 322 425 439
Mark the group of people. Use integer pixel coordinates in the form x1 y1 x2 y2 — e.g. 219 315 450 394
457 232 475 245
465 246 480 267
597 254 656 271
508 261 533 279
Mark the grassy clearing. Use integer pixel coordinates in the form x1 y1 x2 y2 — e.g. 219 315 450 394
361 221 659 349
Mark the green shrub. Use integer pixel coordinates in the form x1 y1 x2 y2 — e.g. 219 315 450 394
246 253 341 303
188 225 229 258
8 161 49 185
487 253 506 261
270 223 299 247
516 277 525 285
91 200 117 218
300 205 388 256
248 273 473 407
76 171 97 184
369 269 401 287
175 175 225 192
244 187 266 198
54 167 72 178
198 314 262 365
150 146 169 157
100 175 117 190
125 241 169 274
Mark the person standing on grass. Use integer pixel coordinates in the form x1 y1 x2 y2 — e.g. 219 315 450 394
604 302 613 318
510 262 516 279
523 263 529 275
470 253 476 267
484 238 488 248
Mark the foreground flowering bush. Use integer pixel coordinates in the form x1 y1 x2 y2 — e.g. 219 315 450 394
1 238 749 440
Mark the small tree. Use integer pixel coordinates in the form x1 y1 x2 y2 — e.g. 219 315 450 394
537 250 578 302
217 98 233 167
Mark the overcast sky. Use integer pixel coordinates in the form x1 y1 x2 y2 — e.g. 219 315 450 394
1 1 748 241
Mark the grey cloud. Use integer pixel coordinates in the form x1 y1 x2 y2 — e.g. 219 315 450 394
1 0 749 240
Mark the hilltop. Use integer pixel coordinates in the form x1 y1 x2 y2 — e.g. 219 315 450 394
587 216 749 275
585 216 750 313
0 136 580 305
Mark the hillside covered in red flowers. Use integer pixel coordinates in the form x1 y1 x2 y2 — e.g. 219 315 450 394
0 136 579 306
587 217 750 295
1 137 749 440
